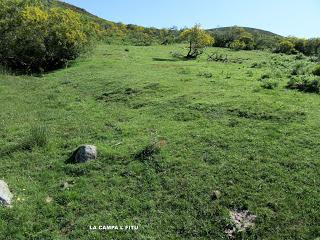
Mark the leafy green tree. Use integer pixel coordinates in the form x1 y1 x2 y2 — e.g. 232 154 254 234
229 40 246 50
211 27 255 50
159 28 178 45
211 29 236 48
229 27 254 50
238 31 255 50
254 35 281 50
305 38 320 56
180 24 214 59
288 37 307 53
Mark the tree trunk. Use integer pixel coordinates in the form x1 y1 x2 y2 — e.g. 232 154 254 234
186 41 192 58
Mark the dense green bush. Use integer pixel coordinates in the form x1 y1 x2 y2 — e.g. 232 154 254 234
287 76 320 93
0 0 98 72
127 30 154 46
309 55 320 63
273 37 320 56
212 27 256 50
275 40 295 54
259 73 271 80
207 53 228 62
229 40 246 50
102 23 180 46
295 53 305 60
261 79 278 89
312 65 320 76
291 63 307 76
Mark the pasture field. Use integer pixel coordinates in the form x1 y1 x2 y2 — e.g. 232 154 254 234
0 44 320 239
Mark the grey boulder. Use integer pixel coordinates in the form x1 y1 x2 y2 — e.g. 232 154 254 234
69 145 97 163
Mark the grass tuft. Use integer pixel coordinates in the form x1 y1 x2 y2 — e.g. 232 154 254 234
21 125 49 150
134 140 167 161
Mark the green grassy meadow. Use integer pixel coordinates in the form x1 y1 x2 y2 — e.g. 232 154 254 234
1 44 320 239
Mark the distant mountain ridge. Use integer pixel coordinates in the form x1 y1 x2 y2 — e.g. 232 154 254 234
207 26 283 38
55 0 282 38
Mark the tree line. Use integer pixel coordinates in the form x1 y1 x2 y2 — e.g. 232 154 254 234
102 23 320 57
0 0 319 73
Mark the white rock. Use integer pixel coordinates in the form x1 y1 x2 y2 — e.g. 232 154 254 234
225 210 256 238
0 180 13 206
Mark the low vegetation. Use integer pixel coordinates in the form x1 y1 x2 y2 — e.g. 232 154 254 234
275 40 295 54
209 26 320 56
287 76 320 93
1 1 320 239
1 43 320 239
313 65 320 76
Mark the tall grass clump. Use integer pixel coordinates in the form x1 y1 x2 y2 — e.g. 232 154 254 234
22 125 49 150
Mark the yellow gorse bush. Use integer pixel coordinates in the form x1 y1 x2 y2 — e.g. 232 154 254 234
180 24 214 58
22 6 48 22
0 0 98 72
49 8 87 46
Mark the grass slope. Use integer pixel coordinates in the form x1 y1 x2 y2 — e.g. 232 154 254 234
49 0 114 27
0 45 320 239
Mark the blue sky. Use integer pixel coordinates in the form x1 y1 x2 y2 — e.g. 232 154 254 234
63 0 320 38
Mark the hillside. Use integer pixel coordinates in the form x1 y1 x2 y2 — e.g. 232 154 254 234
1 44 320 239
53 0 95 17
48 0 114 27
1 1 320 239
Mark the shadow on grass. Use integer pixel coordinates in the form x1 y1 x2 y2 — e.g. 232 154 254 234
152 57 180 62
0 142 32 156
0 59 78 77
1 125 49 155
65 151 77 164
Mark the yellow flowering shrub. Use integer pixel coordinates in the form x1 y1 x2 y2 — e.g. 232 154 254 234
0 0 96 72
180 25 214 58
22 6 49 22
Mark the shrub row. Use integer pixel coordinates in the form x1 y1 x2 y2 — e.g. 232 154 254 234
287 76 320 93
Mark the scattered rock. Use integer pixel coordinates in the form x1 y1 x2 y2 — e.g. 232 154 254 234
62 182 70 189
211 190 222 200
45 196 53 203
68 145 97 163
227 180 235 185
60 180 75 190
0 180 13 206
225 209 256 239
